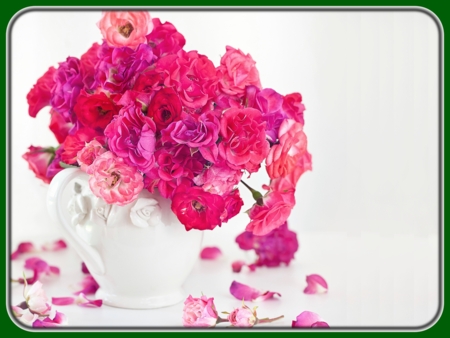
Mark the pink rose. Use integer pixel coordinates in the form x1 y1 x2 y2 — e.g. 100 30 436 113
282 93 305 125
61 127 105 165
97 11 153 50
77 140 107 174
217 46 261 97
266 119 308 180
26 66 56 118
228 305 257 327
218 107 269 173
24 281 52 316
193 161 243 196
89 151 144 206
245 190 295 236
22 146 55 184
221 189 244 222
146 18 186 57
182 295 218 327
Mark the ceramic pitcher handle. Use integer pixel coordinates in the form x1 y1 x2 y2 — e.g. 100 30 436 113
47 168 105 275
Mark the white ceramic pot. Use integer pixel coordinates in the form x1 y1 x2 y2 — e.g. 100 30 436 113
46 168 203 309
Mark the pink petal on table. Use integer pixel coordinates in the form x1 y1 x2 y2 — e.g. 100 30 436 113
230 281 280 302
73 275 99 295
52 297 75 306
255 290 282 301
42 239 68 251
292 311 329 328
304 274 328 294
200 247 222 260
33 311 67 327
11 242 36 260
81 262 90 274
75 293 102 307
232 260 246 273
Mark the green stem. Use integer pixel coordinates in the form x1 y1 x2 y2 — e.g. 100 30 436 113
216 317 229 324
240 180 264 205
257 315 284 325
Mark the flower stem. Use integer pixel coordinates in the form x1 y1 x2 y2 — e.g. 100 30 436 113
216 317 229 324
257 315 284 325
240 180 264 205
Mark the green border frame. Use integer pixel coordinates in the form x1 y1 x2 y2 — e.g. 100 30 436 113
2 2 446 335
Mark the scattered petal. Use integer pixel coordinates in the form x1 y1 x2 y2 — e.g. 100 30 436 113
232 260 246 273
304 274 328 295
75 293 102 307
292 311 329 328
81 262 90 274
200 247 222 260
73 275 99 295
17 257 60 284
33 310 67 327
13 308 39 326
23 281 52 316
42 239 68 251
229 281 281 302
11 242 36 260
51 297 75 306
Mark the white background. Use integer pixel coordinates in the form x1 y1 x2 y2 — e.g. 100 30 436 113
10 9 440 329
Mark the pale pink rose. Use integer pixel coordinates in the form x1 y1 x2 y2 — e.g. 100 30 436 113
193 161 243 196
228 305 257 327
89 151 144 206
97 11 153 50
266 119 307 180
24 281 52 316
218 46 262 97
77 140 107 174
182 295 218 327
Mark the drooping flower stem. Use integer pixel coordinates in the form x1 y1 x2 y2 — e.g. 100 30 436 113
216 317 229 324
257 315 284 324
240 180 263 205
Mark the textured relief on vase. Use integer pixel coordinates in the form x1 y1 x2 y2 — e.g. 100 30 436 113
130 198 163 228
67 182 91 226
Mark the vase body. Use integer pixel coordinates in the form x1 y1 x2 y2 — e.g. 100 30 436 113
47 168 203 309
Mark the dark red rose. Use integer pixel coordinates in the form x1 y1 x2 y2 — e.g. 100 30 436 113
148 87 182 130
26 67 56 118
73 90 120 130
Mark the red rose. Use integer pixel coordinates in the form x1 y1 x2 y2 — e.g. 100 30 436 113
147 87 182 130
49 109 73 144
73 90 120 130
61 127 105 165
218 107 269 173
22 146 55 183
171 185 225 231
26 67 56 117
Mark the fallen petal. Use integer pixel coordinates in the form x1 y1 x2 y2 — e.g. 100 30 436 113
75 293 102 307
304 274 328 295
200 247 222 260
52 297 75 306
292 311 329 328
81 262 90 274
11 242 36 260
42 239 68 251
230 281 280 302
33 311 68 327
255 290 282 301
232 260 246 273
74 275 99 295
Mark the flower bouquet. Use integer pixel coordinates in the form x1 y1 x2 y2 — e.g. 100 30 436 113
25 10 311 235
23 11 311 308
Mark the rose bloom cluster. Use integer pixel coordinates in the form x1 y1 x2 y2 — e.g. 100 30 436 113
24 11 311 236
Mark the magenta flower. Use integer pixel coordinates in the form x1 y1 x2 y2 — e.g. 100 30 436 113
146 18 185 57
217 46 262 97
182 295 219 327
221 189 244 222
282 93 305 125
105 103 156 173
98 11 153 50
200 247 222 260
80 42 101 90
22 146 55 184
229 281 281 302
304 274 328 295
49 109 72 144
171 185 225 231
89 151 144 206
236 222 299 268
50 57 84 122
11 242 36 260
26 66 56 118
292 311 329 328
254 88 286 143
96 42 154 93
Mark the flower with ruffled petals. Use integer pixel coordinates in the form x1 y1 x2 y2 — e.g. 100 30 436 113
98 11 153 50
217 46 261 97
282 93 305 125
182 295 218 327
77 140 107 174
146 18 185 57
221 189 244 222
80 43 101 90
22 146 56 184
171 185 225 231
254 88 285 143
236 222 299 268
292 311 329 328
61 127 105 165
200 247 222 260
104 102 156 173
74 90 120 130
147 87 182 131
89 151 144 206
219 107 269 173
304 274 328 295
27 66 56 118
228 305 257 327
229 281 281 302
50 57 84 122
193 161 243 196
